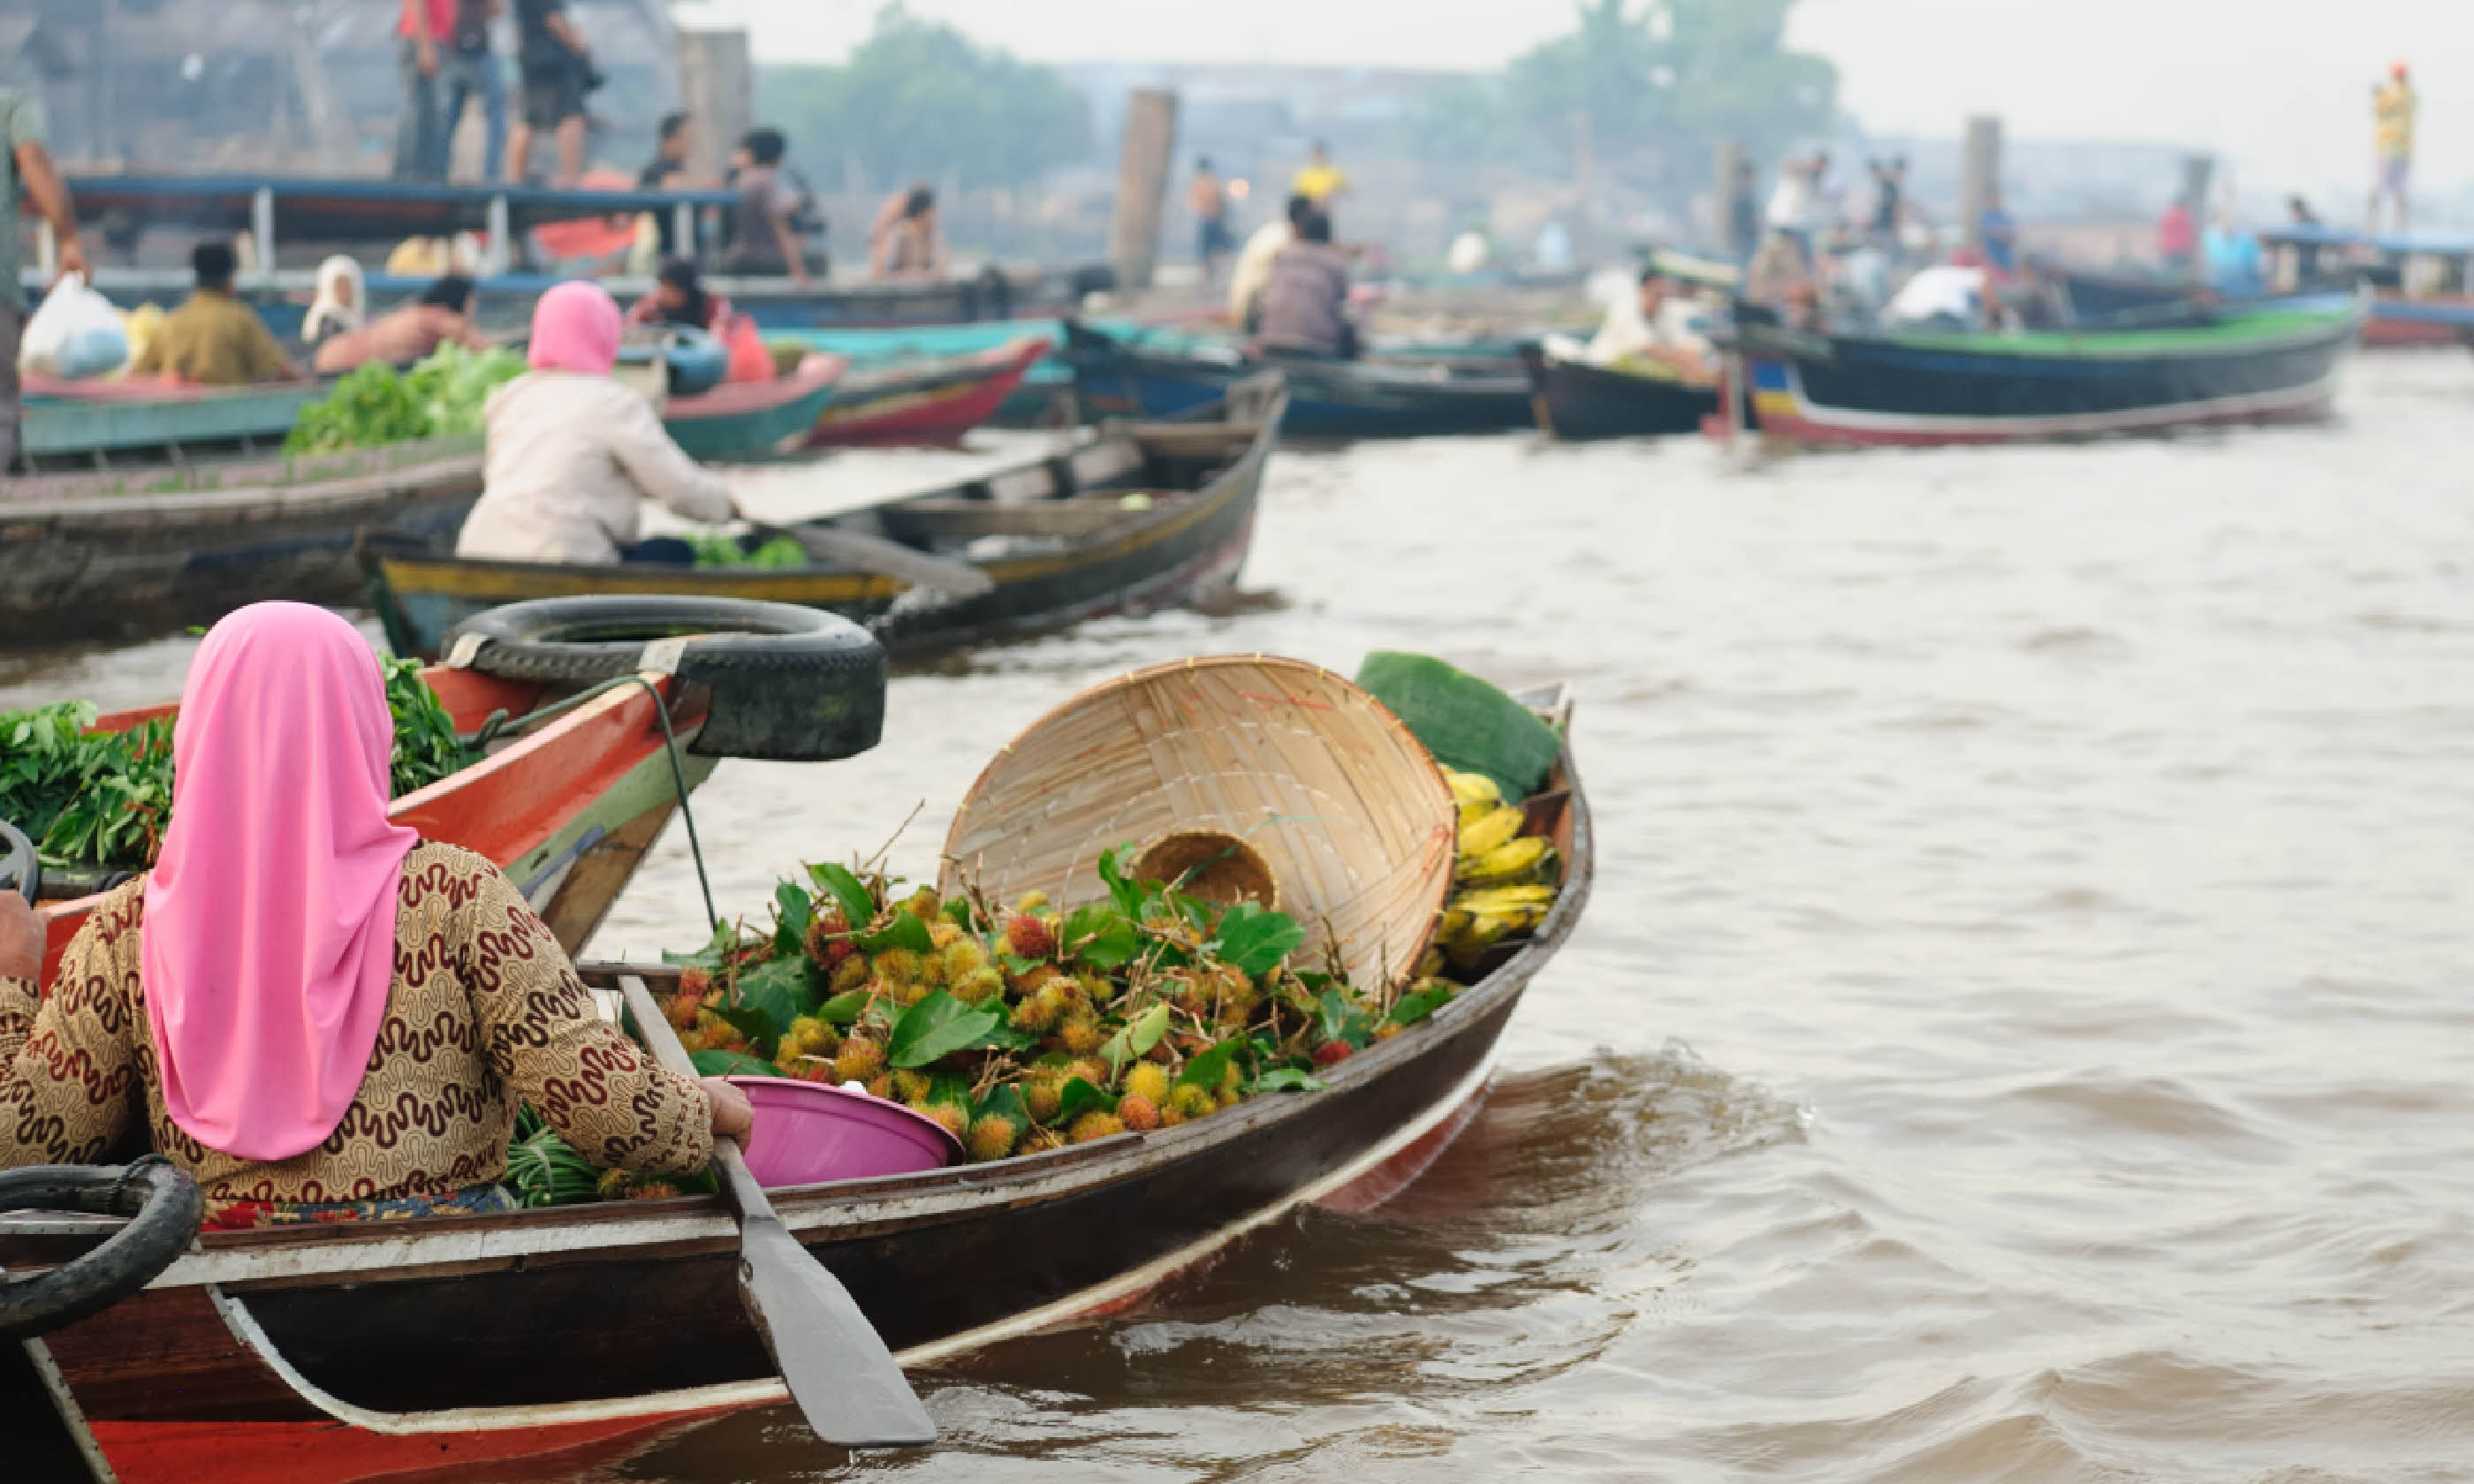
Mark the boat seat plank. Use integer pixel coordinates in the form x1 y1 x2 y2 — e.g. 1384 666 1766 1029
1131 424 1264 459
983 466 1061 504
1065 437 1145 490
880 496 1168 541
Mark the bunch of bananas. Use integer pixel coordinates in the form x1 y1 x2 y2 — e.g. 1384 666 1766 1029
1429 769 1560 973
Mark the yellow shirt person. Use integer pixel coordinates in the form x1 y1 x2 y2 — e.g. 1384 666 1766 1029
2376 74 2416 163
1291 145 1348 206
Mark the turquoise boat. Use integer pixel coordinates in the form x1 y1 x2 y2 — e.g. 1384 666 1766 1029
17 375 323 468
660 354 847 462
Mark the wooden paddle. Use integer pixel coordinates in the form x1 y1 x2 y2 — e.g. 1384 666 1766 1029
615 973 937 1449
749 522 996 599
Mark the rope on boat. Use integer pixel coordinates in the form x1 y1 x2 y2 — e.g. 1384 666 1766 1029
461 675 722 932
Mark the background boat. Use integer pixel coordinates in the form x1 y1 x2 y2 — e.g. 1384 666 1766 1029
361 376 1286 661
1 437 483 646
1061 321 1535 439
662 353 848 462
27 664 717 983
801 336 1051 447
1 684 1586 1484
1521 344 1719 440
19 375 324 469
1728 292 2365 447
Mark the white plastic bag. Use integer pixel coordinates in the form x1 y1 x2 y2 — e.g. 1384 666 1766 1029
19 272 129 380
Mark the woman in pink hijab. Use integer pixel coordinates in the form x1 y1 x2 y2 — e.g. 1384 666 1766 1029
0 603 751 1227
453 279 741 566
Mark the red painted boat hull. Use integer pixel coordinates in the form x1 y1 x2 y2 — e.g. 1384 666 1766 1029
803 337 1046 447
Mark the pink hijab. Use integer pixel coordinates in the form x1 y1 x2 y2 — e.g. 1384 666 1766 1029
528 280 623 375
141 603 421 1161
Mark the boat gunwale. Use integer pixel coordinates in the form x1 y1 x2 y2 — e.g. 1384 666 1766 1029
1737 291 2369 367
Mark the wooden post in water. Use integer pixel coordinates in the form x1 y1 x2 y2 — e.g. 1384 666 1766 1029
1960 115 2002 247
1714 141 1746 258
1109 87 1180 292
2180 153 2215 214
676 30 754 187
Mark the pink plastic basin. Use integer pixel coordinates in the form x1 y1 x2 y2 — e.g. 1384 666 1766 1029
726 1075 962 1188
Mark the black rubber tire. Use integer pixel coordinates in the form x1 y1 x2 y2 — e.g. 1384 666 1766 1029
0 1162 204 1340
444 595 886 762
0 819 36 904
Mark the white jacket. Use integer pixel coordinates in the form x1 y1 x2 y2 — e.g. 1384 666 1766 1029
455 371 733 565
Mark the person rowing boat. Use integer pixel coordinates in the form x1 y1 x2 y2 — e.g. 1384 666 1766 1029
454 280 744 564
0 603 754 1229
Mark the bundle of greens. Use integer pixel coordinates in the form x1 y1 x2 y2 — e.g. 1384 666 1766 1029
683 533 808 570
0 655 475 872
285 342 525 454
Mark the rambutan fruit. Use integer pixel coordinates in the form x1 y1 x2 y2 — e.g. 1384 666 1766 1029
892 1069 932 1103
1123 1062 1172 1105
906 887 941 922
802 909 852 966
595 1168 636 1199
828 953 871 994
1013 890 1050 915
952 966 1005 1006
928 920 963 951
1373 1021 1405 1041
967 1113 1021 1162
1009 990 1063 1035
664 993 702 1032
912 1101 968 1141
1068 1110 1127 1144
1005 913 1055 961
865 1073 892 1100
1022 1126 1066 1155
1118 1094 1161 1132
678 966 713 1001
1023 1079 1064 1124
1312 1041 1353 1067
626 1182 679 1201
1059 1015 1105 1056
1065 1056 1110 1089
1168 1084 1216 1119
942 936 991 982
1157 1105 1188 1128
872 948 922 988
833 1038 885 1084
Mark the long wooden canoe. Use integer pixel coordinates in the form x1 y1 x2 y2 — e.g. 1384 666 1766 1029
360 375 1287 662
18 375 324 470
661 353 848 462
2 686 1588 1484
25 663 716 987
802 336 1049 448
1060 321 1537 439
1520 344 1720 440
0 438 485 647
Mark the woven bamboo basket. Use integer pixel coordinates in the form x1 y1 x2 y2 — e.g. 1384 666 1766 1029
939 655 1459 989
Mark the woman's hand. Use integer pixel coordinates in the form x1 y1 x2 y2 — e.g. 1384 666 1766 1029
702 1076 755 1144
0 895 42 983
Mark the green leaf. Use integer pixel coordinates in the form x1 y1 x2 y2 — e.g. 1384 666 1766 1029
1097 843 1144 915
1101 1003 1172 1073
807 861 877 929
772 880 814 957
1252 1067 1326 1094
1211 902 1306 977
941 897 977 930
975 1082 1030 1130
1054 1076 1116 1123
859 909 934 955
816 990 870 1026
734 958 819 1039
690 1049 784 1079
1177 1039 1241 1090
1385 986 1455 1027
1318 988 1371 1049
1060 903 1140 969
887 991 1003 1070
711 1004 783 1059
999 951 1045 977
926 1071 976 1116
963 1020 1040 1053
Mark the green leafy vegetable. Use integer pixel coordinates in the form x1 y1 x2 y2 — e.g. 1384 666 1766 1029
888 990 1003 1070
285 342 524 454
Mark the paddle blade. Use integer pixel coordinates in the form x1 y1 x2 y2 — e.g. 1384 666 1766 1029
736 1215 937 1449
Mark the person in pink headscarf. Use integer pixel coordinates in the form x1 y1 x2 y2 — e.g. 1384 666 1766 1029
0 603 752 1227
452 279 740 565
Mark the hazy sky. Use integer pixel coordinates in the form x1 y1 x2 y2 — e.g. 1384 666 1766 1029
694 0 2474 197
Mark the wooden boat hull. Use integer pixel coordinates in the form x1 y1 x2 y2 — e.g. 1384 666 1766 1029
660 356 847 462
803 337 1049 447
33 667 715 982
19 377 323 469
0 442 484 647
7 707 1589 1484
2360 293 2474 346
1064 326 1536 439
1520 344 1719 440
1734 293 2364 447
362 382 1283 662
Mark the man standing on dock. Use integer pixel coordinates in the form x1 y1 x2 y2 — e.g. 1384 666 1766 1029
2 85 87 470
2370 62 2415 233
